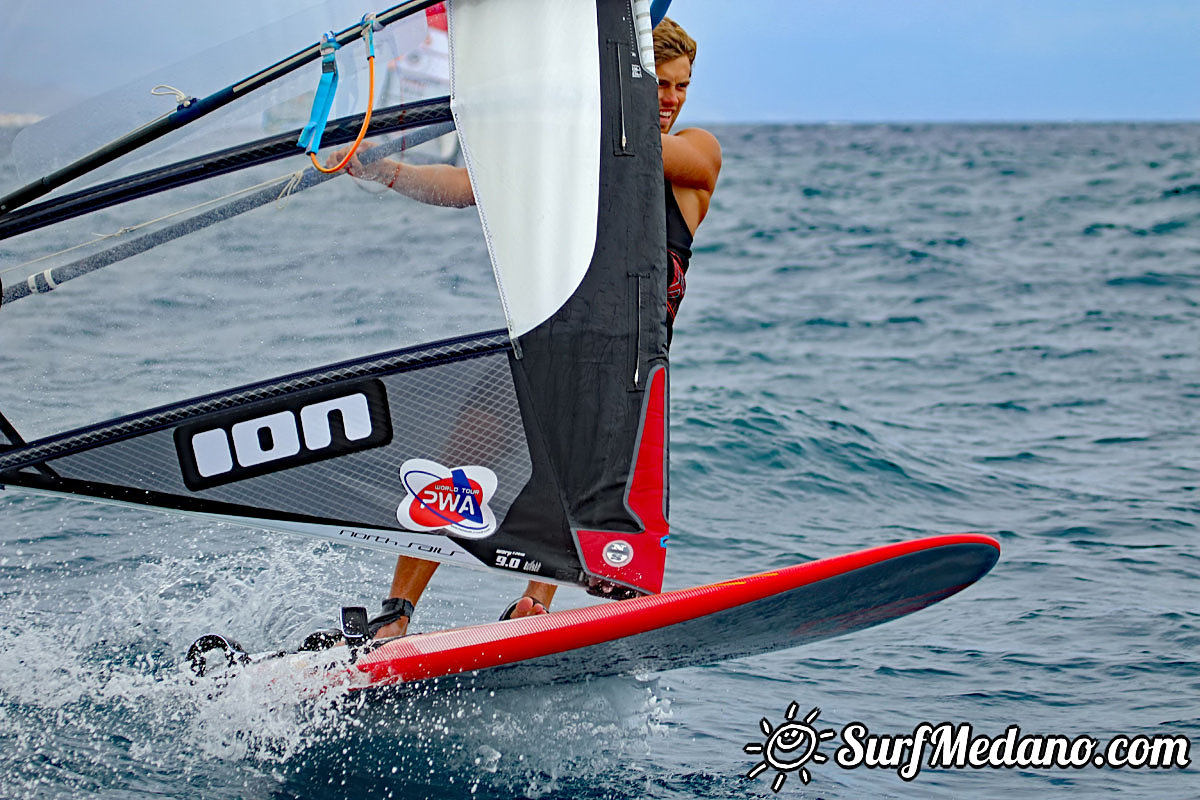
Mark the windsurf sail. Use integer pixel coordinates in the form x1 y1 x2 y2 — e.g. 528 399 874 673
0 0 669 597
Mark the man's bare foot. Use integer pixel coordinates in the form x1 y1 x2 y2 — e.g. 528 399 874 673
510 596 548 618
367 597 414 639
500 595 550 620
373 617 409 638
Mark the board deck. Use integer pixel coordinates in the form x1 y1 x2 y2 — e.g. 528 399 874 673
279 534 999 694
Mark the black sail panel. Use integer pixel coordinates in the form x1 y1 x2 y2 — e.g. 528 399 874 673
0 334 561 576
505 0 670 596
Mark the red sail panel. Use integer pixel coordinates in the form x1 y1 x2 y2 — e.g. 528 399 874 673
576 366 668 595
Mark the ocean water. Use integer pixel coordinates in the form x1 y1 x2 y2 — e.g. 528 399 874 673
0 122 1197 799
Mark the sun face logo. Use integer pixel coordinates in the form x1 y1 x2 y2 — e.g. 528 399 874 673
396 458 498 539
744 703 838 792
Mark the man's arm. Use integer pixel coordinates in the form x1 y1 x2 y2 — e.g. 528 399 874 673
662 127 722 194
379 161 475 208
326 141 476 208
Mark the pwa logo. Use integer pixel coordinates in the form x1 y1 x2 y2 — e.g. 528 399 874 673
176 381 391 490
397 458 498 539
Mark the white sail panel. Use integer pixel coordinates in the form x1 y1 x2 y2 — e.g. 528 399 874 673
449 0 601 338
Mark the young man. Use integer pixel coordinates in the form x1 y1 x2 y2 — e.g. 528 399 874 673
653 17 721 342
329 17 720 638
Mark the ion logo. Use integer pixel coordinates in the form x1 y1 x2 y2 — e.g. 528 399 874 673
397 458 498 539
175 381 391 490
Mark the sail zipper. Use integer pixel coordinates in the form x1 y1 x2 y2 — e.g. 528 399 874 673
634 274 643 385
608 41 635 157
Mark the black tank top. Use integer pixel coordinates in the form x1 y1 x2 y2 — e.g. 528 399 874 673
665 180 693 344
665 179 693 265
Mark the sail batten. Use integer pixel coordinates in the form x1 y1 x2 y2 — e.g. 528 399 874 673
0 97 454 243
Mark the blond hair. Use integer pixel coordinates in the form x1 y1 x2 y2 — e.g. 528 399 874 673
653 17 696 67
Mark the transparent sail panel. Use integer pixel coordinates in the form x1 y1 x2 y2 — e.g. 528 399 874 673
0 3 492 442
0 129 497 442
1 1 447 198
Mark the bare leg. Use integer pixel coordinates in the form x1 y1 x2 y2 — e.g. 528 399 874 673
376 556 439 637
379 559 555 634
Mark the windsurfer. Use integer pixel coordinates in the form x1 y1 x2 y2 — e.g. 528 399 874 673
326 17 720 638
653 17 721 342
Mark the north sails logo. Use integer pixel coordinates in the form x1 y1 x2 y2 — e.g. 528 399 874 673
175 381 391 490
396 458 498 539
602 540 634 567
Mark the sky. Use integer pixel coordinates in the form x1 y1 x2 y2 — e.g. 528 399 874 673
1 0 1197 123
679 0 1200 122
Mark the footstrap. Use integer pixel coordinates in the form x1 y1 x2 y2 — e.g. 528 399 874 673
368 597 415 637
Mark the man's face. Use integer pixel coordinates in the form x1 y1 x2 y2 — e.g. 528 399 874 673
657 55 691 133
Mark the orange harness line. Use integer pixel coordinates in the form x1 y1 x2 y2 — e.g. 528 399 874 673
309 50 376 174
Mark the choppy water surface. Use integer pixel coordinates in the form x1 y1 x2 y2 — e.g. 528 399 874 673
1 122 1197 798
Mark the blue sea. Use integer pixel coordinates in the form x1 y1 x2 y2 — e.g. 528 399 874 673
0 122 1197 799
